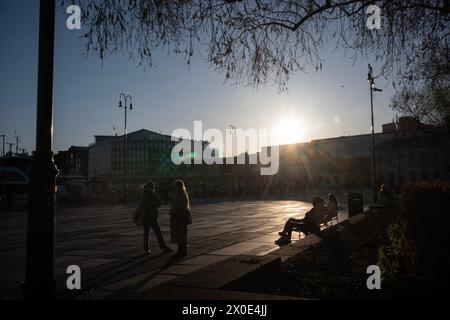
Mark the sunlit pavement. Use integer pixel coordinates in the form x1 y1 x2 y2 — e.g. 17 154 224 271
0 200 349 299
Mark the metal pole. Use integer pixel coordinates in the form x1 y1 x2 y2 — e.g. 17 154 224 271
124 105 127 203
1 135 5 159
24 0 57 300
370 84 377 203
0 135 5 200
15 134 20 155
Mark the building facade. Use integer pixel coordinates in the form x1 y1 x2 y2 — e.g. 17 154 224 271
88 129 216 194
54 146 89 178
256 118 449 193
377 132 450 189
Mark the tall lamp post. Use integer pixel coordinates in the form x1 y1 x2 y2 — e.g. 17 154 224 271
368 64 383 203
24 0 57 300
229 125 237 158
1 134 5 200
0 135 5 160
118 93 133 203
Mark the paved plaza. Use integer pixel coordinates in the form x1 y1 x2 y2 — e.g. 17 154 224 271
0 199 349 299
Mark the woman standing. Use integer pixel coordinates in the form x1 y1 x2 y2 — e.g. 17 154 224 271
169 180 191 258
134 181 172 255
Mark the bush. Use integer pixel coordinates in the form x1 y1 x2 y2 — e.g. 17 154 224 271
377 223 409 281
400 181 450 279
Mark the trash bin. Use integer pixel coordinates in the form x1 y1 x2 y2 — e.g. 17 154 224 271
347 193 364 217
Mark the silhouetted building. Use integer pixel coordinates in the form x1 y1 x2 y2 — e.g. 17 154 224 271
377 132 450 189
256 119 448 193
54 146 89 178
88 129 215 192
382 122 397 133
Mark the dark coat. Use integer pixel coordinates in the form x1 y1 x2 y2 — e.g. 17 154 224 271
303 206 326 233
169 193 189 243
136 190 162 226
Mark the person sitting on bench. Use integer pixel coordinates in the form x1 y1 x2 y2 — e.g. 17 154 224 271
275 197 326 245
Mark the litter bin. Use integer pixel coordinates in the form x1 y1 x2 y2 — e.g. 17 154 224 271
347 193 364 217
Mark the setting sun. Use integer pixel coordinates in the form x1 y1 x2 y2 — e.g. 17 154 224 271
273 117 305 145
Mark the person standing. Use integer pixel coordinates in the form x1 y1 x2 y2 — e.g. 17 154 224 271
169 180 191 258
134 181 172 255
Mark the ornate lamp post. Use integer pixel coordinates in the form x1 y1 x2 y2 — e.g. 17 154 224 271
118 93 133 203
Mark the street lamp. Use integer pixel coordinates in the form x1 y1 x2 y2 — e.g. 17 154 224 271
229 125 237 158
118 93 133 203
367 64 383 203
0 135 5 160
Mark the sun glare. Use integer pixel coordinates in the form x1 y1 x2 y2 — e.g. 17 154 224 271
273 117 305 145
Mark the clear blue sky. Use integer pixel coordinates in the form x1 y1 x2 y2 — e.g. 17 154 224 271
0 0 397 155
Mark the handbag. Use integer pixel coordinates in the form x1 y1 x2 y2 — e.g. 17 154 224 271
185 207 193 225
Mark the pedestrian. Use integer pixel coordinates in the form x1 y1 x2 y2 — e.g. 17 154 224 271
169 180 192 258
134 181 172 255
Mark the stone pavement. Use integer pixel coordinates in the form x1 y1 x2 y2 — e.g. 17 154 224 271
0 199 349 299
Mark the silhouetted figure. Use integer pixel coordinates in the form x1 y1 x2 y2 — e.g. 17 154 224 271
169 180 191 258
378 184 394 208
134 181 172 255
275 197 326 245
324 193 339 224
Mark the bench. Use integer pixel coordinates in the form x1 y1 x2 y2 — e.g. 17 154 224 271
292 210 340 239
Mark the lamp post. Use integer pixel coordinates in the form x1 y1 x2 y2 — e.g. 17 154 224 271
0 135 5 159
24 0 57 300
229 125 237 158
118 93 133 203
0 135 5 201
367 64 383 203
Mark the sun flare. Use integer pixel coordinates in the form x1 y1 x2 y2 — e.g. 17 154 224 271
273 117 305 145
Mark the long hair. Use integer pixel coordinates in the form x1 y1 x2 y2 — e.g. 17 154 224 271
173 180 190 208
328 193 339 207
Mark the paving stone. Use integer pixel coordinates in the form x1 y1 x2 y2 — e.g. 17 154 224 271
209 241 267 256
160 264 204 276
98 273 177 293
162 255 281 290
176 254 229 267
0 199 353 299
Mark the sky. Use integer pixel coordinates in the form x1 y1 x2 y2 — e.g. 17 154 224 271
0 1 397 155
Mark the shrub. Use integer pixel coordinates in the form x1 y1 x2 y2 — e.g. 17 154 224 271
400 180 450 279
377 223 409 281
